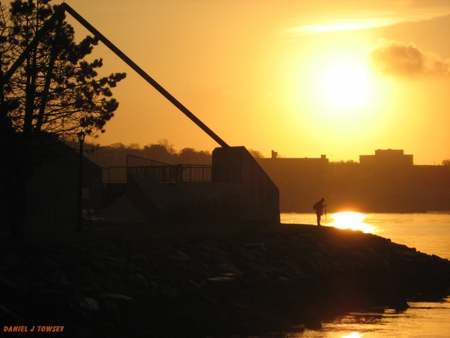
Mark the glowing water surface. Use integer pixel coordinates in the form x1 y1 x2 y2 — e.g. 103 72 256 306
281 211 374 233
279 212 450 338
327 212 375 234
281 212 450 259
287 298 450 338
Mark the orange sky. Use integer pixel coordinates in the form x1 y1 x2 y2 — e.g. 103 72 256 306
61 0 450 164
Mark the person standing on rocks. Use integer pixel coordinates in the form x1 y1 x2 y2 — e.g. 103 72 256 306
313 198 327 226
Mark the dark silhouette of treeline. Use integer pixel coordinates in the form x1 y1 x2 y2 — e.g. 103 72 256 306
71 140 213 167
72 140 266 168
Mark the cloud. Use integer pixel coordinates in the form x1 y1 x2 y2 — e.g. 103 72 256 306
368 39 450 77
282 2 450 37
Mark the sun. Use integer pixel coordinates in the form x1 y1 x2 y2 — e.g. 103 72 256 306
322 63 370 109
294 51 378 124
289 47 386 139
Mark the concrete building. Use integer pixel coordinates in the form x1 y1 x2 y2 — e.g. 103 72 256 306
2 143 280 228
1 138 103 227
124 146 280 224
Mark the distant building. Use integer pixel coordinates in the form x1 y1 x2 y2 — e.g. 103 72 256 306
257 149 450 213
360 149 413 168
257 154 329 211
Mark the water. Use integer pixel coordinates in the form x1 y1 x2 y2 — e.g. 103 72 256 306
279 212 450 338
280 213 450 260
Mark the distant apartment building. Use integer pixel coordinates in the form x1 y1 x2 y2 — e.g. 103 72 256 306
360 149 413 168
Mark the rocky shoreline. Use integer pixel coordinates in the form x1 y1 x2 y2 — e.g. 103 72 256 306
1 223 450 337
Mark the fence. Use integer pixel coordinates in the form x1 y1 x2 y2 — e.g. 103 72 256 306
126 154 211 183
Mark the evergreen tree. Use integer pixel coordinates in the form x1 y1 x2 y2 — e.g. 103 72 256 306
0 0 126 240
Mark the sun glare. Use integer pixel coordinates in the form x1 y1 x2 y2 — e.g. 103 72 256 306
295 48 381 131
330 212 375 233
343 333 363 338
322 63 370 109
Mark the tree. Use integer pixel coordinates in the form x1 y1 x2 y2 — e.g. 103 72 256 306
143 143 174 164
0 0 126 239
3 0 126 138
177 147 212 164
249 149 264 158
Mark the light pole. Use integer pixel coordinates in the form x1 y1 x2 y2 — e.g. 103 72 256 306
76 131 85 232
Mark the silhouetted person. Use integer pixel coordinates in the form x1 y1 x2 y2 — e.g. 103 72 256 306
313 198 326 226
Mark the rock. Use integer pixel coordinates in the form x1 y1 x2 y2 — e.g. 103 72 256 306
244 243 267 252
0 303 32 326
99 299 120 315
302 310 322 330
207 276 234 282
128 273 148 289
79 297 100 311
36 288 72 302
200 240 229 258
0 275 21 291
159 285 178 300
215 263 243 275
129 253 151 269
176 250 191 261
98 292 136 305
70 267 101 293
1 223 450 337
42 270 72 288
0 303 10 315
33 257 63 272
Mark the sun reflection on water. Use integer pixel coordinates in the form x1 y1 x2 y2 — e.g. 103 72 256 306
328 212 375 234
343 332 363 338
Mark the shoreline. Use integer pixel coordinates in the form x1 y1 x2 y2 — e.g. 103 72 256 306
1 222 450 337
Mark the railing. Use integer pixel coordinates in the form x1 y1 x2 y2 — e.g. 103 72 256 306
102 166 127 184
126 154 170 168
126 154 212 183
179 164 212 182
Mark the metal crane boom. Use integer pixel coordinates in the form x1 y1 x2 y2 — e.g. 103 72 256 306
60 3 229 148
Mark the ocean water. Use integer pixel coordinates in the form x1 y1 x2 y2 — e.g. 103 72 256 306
279 212 450 338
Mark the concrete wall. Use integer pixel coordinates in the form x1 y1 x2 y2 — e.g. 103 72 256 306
212 146 279 222
127 146 280 223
